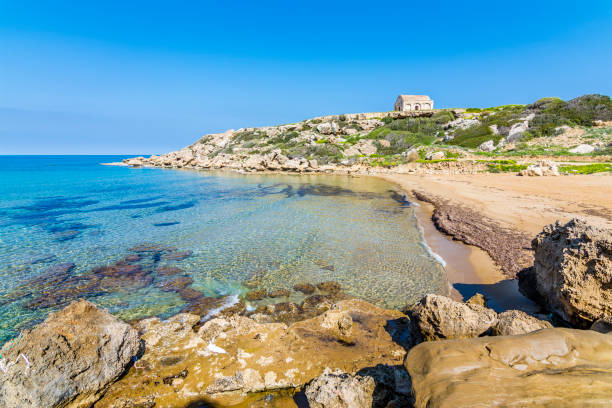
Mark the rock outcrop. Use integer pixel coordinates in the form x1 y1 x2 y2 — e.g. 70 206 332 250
94 299 416 407
521 218 612 327
0 300 141 408
406 328 612 408
411 294 498 340
305 371 375 408
568 144 595 154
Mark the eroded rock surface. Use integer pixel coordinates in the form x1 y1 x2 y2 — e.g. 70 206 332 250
406 328 612 408
525 218 612 327
0 300 141 408
492 309 552 336
95 299 414 407
305 370 375 408
411 294 498 340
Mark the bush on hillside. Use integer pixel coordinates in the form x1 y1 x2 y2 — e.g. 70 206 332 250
447 124 502 148
431 110 455 124
528 94 612 127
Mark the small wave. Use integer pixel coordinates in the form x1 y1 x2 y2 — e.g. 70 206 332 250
417 224 447 267
420 240 447 267
201 294 240 322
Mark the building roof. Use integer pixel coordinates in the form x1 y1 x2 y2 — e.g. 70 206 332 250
397 95 433 101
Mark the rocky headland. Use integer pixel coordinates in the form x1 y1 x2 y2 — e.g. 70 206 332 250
109 94 612 178
1 219 611 407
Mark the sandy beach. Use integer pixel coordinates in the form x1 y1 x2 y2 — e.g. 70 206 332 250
381 172 612 311
383 173 612 236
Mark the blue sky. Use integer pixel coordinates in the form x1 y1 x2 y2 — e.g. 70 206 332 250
1 1 611 154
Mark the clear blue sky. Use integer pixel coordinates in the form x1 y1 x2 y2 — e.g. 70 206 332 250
1 1 611 154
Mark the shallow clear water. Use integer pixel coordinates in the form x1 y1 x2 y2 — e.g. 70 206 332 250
0 156 447 343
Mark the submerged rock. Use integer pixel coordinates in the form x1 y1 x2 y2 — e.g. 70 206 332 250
411 294 498 340
522 218 612 327
268 288 291 298
317 281 341 294
0 300 141 408
406 328 612 408
294 282 316 294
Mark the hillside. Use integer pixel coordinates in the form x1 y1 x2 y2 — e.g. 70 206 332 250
123 94 612 174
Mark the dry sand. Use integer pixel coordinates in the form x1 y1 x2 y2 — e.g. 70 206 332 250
384 172 612 237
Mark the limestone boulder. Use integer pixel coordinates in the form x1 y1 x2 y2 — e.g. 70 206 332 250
316 122 337 135
344 139 377 157
568 144 595 154
518 160 559 176
507 120 529 142
425 151 445 160
524 218 612 327
123 157 145 167
478 140 496 152
0 300 141 408
411 294 498 340
305 371 375 408
406 328 612 408
492 309 552 336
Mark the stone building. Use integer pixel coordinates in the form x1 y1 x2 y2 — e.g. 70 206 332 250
394 95 434 111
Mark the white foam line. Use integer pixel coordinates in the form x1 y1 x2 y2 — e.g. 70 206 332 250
201 294 240 322
418 224 447 267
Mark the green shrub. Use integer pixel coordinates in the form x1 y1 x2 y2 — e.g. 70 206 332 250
558 163 612 174
302 144 343 164
268 131 299 145
234 130 265 143
447 124 501 148
416 158 458 163
527 113 572 138
444 151 461 158
487 163 529 173
466 108 482 113
529 94 612 127
381 116 393 124
431 110 455 124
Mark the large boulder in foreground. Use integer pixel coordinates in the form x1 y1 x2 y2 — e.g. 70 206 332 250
0 299 141 408
411 294 498 340
524 218 612 327
406 328 612 408
95 299 415 407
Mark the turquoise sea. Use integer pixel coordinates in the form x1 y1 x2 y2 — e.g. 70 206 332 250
0 156 447 344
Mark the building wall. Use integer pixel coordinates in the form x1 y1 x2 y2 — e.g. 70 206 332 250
395 98 433 111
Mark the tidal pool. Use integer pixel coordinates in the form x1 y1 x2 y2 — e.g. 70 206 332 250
0 156 447 343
